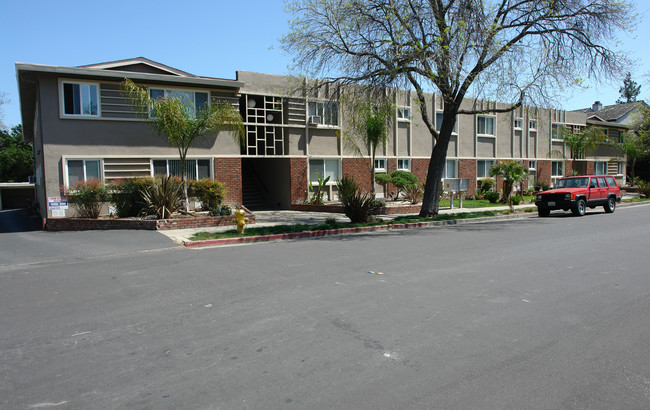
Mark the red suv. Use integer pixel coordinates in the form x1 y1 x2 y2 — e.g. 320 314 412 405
535 175 621 217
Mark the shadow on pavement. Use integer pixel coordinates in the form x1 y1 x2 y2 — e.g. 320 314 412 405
0 208 42 233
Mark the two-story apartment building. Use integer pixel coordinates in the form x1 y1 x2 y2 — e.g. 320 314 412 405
16 58 626 219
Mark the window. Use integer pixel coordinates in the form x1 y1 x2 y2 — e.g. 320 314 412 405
606 176 617 186
67 159 101 186
149 88 209 118
308 101 339 126
528 160 537 170
397 107 411 121
309 159 339 183
436 112 458 133
443 159 457 179
617 162 625 175
477 160 494 178
514 118 523 129
62 82 99 116
152 159 211 180
397 158 410 171
374 158 386 171
594 161 607 175
529 120 537 130
477 116 495 136
552 123 565 140
552 161 564 177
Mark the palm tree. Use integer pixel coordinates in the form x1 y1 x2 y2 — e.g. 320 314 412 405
343 94 394 198
489 161 528 210
560 126 606 173
122 78 245 212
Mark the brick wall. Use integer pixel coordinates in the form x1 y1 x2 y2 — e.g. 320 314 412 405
537 160 551 185
46 214 256 231
411 158 429 184
215 158 242 206
458 159 477 195
342 158 373 192
586 161 594 175
290 158 308 204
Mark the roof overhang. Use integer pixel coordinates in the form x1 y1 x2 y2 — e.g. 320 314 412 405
586 119 629 129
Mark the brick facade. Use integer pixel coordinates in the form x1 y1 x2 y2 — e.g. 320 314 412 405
342 158 373 192
290 158 308 204
458 159 477 195
215 158 242 206
537 160 551 185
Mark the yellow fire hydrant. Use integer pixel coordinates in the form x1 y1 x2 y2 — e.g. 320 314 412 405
233 209 248 234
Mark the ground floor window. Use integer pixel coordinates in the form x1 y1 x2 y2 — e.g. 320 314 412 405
443 159 457 178
374 158 386 171
397 158 410 171
152 159 211 180
528 160 537 170
594 161 607 175
476 160 494 178
309 159 339 183
67 159 101 186
552 161 564 177
617 161 625 175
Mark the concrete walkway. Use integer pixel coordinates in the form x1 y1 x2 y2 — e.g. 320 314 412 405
158 203 538 244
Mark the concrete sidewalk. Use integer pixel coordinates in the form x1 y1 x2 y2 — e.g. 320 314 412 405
158 203 537 244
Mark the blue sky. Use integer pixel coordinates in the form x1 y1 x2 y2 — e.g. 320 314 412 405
1 0 648 128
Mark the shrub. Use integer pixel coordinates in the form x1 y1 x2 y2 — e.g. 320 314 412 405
337 175 380 223
307 170 330 205
109 177 152 217
65 179 111 219
636 179 650 197
477 179 495 199
337 175 360 202
511 194 523 205
389 170 418 197
404 183 424 204
209 204 232 216
188 179 226 210
534 181 550 192
324 216 337 226
375 173 392 198
485 190 501 203
140 176 183 219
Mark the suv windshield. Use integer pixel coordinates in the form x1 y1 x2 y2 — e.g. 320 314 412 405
554 177 589 188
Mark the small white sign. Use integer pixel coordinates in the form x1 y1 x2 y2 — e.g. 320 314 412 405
48 196 69 210
51 209 66 218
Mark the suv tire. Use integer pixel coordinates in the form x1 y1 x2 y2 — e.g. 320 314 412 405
572 198 586 216
604 196 616 213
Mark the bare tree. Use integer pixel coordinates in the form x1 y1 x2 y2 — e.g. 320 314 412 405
282 0 635 216
0 93 9 130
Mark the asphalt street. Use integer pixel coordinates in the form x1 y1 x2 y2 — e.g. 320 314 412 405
1 204 649 409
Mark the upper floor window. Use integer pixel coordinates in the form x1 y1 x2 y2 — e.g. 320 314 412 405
436 112 458 133
308 101 339 126
477 159 494 178
477 116 495 136
149 88 209 118
374 158 386 171
529 120 537 130
152 159 211 180
397 158 410 171
67 159 101 186
514 118 523 129
551 123 565 140
62 82 99 116
397 107 411 121
552 161 564 177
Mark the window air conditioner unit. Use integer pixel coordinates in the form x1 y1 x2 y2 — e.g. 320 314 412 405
308 115 322 125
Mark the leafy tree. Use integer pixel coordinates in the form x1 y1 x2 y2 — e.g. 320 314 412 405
489 161 528 210
559 126 607 171
0 92 9 130
0 125 33 182
343 94 394 198
619 104 650 184
616 72 641 104
282 0 634 217
122 79 245 212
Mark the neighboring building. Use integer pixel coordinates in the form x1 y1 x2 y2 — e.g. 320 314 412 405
16 58 625 219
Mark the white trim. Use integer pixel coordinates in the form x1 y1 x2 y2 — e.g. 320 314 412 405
307 100 340 127
374 158 387 171
59 79 101 118
63 157 104 187
476 115 496 137
397 158 411 171
150 158 213 180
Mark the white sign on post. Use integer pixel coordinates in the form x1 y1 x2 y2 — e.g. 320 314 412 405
48 196 68 217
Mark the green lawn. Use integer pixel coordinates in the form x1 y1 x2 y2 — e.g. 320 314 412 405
438 196 535 208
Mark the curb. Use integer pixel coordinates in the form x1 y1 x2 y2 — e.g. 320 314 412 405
183 211 538 248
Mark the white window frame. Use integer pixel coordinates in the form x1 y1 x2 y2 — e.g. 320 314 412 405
436 112 458 134
397 158 411 171
514 118 523 129
617 161 625 175
476 159 494 178
148 87 210 118
65 159 103 187
60 80 100 118
308 158 340 184
528 160 537 170
594 161 607 175
551 123 565 141
374 158 386 171
307 101 339 127
442 159 457 179
397 107 411 121
151 158 213 180
529 120 537 131
477 115 496 137
552 161 564 177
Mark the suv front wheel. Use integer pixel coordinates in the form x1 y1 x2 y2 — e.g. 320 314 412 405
572 198 586 216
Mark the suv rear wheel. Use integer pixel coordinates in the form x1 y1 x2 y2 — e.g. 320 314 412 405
604 196 616 213
571 198 586 216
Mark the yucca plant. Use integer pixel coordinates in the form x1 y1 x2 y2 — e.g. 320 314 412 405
140 176 183 219
337 175 376 223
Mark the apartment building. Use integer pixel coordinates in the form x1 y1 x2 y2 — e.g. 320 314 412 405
16 58 626 218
